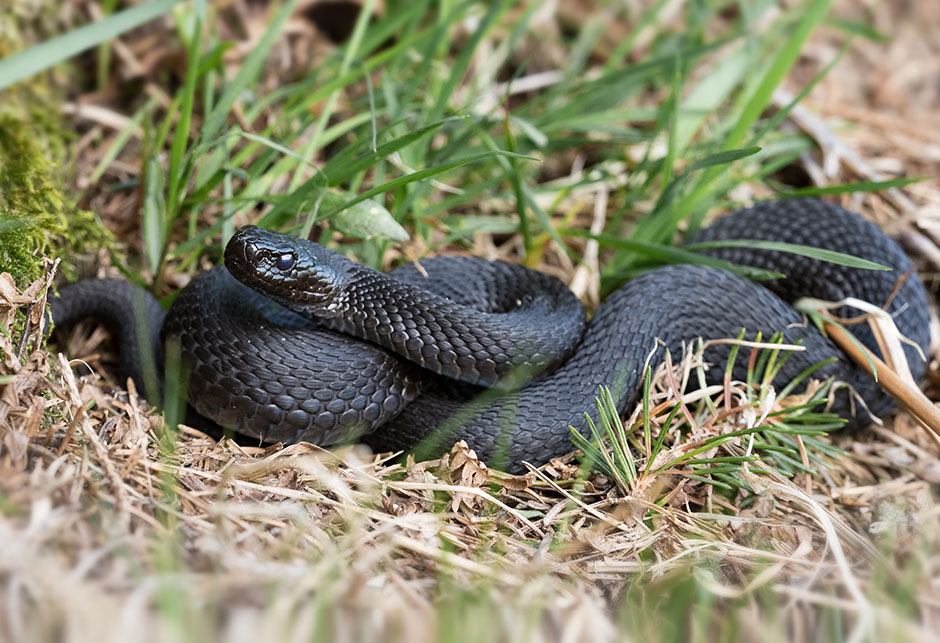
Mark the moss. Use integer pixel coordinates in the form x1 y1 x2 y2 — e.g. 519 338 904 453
0 115 65 281
0 113 112 285
0 4 114 286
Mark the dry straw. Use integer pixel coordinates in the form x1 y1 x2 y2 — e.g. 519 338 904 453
1 265 938 642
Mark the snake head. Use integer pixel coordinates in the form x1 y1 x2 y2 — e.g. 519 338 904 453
225 225 351 318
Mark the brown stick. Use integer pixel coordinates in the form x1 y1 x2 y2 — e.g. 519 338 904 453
821 316 940 449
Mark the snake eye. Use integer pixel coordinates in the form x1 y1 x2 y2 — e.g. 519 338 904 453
275 253 296 271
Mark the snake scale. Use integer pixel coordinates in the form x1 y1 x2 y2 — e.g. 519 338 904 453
50 199 931 472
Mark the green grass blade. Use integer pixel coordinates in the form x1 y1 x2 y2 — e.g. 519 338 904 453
680 0 833 219
428 0 511 121
320 119 456 186
200 0 296 144
142 155 167 275
687 146 763 172
332 151 534 214
631 146 761 246
0 0 184 91
673 47 749 154
775 176 923 198
566 230 785 281
169 18 202 232
89 98 157 183
686 239 890 271
288 0 378 190
724 0 832 152
237 131 321 169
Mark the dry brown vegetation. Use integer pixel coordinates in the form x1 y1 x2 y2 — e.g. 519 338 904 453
3 268 939 641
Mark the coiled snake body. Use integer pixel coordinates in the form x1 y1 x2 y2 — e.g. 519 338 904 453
51 200 931 471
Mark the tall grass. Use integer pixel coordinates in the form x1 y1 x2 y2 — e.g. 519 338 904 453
1 0 857 281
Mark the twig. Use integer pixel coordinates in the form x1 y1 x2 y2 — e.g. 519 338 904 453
820 314 940 448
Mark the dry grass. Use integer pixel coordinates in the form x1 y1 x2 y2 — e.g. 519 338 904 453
2 1 940 641
3 266 939 641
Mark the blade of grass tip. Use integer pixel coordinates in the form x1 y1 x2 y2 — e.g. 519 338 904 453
686 239 890 271
685 146 764 173
0 0 184 91
824 15 889 43
288 0 378 191
775 176 924 199
200 0 296 145
237 130 321 169
749 138 814 181
680 0 833 220
570 229 785 280
776 357 837 400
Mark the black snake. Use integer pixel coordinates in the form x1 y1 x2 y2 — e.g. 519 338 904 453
50 199 932 472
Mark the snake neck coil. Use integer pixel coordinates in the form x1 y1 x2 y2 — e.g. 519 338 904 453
224 226 587 388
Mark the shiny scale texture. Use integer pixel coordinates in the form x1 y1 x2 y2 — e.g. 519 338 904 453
50 200 931 473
